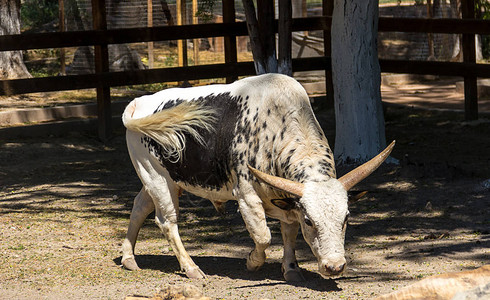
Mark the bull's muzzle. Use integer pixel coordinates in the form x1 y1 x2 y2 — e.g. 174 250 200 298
320 257 347 277
325 262 346 275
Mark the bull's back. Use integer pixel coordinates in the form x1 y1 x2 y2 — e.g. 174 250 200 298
124 73 310 198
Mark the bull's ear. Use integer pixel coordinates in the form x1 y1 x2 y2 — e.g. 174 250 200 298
348 191 368 203
271 198 297 210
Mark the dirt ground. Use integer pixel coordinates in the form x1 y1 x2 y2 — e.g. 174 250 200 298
1 82 489 299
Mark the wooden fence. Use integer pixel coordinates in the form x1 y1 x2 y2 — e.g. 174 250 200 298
1 0 489 140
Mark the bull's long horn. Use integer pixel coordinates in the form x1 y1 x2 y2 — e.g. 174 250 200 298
338 140 396 191
247 165 304 197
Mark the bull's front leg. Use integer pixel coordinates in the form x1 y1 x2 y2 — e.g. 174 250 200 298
237 183 271 272
121 187 155 271
280 221 305 281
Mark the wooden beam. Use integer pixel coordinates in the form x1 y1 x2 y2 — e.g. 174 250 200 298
177 0 188 68
3 17 490 52
462 0 478 120
91 0 112 140
4 55 490 96
192 0 199 67
58 0 66 75
0 57 332 95
379 59 490 77
148 0 154 69
223 0 238 83
378 17 490 35
322 0 334 111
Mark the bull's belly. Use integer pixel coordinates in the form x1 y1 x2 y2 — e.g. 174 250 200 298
175 181 236 202
176 176 297 225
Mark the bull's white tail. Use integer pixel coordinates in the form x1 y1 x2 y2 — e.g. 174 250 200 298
122 100 216 162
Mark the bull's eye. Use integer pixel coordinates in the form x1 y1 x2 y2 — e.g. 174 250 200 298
343 213 350 227
304 216 313 227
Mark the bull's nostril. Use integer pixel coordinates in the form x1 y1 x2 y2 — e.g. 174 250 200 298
325 265 335 274
337 263 346 273
326 263 345 275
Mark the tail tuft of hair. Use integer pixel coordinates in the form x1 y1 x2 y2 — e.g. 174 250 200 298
122 101 216 162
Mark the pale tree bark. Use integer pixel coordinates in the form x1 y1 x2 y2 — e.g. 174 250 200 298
331 0 386 164
0 0 31 79
448 0 481 62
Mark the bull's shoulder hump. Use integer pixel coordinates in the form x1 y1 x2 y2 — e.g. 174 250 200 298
236 73 303 90
232 74 308 104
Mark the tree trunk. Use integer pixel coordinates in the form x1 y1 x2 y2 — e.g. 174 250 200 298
242 0 282 75
0 0 31 79
278 0 292 76
426 0 436 61
331 0 386 165
242 0 268 74
450 0 462 61
66 0 146 74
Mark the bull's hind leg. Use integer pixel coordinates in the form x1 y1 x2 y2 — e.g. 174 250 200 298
280 221 305 281
145 177 205 278
122 187 155 270
127 131 205 279
154 206 205 279
139 168 205 278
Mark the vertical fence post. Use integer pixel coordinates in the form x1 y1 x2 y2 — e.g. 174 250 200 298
223 0 237 83
322 0 334 110
192 0 199 67
91 0 112 140
462 0 478 120
148 0 154 69
59 0 66 75
177 0 188 68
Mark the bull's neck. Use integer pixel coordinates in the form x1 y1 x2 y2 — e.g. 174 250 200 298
274 139 336 184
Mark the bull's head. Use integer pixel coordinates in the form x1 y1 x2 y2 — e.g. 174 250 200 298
248 141 395 278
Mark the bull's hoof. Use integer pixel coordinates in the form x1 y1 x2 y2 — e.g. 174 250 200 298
246 250 265 271
283 269 305 282
185 267 206 279
282 263 305 281
122 257 140 271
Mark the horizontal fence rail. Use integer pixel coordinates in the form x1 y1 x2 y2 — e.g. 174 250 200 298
1 57 331 95
0 22 249 51
3 17 490 52
3 58 490 96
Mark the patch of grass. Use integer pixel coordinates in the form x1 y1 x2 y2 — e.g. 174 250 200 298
9 245 25 251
